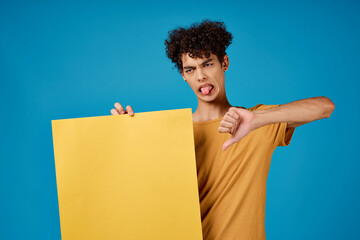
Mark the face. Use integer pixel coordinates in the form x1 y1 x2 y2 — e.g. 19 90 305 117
181 53 229 103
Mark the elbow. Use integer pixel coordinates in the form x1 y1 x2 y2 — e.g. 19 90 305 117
322 97 335 118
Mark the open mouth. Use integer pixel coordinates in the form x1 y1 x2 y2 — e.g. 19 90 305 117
199 84 214 95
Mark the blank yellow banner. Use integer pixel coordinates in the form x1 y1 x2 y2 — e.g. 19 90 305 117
52 108 203 240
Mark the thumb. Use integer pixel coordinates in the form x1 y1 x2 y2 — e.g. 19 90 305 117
222 137 238 151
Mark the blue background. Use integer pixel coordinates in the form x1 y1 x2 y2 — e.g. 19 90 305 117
1 0 359 239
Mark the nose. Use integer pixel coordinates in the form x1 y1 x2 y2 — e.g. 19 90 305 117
196 68 206 82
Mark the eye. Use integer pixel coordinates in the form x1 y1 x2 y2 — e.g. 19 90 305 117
205 63 212 67
186 69 193 73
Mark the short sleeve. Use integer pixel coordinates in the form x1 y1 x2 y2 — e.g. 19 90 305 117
267 121 295 147
249 104 296 148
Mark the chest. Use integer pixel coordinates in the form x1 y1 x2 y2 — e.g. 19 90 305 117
193 124 274 194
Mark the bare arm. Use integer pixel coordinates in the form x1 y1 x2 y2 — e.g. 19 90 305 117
251 96 335 130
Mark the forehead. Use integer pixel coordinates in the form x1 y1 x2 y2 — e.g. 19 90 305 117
181 53 218 66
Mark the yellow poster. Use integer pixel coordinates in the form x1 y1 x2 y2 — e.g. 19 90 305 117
52 108 203 240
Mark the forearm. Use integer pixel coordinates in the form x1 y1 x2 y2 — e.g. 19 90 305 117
250 96 335 130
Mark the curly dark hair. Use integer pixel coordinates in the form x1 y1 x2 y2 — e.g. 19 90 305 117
164 19 233 74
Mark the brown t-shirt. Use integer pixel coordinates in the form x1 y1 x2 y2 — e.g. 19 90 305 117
193 104 295 240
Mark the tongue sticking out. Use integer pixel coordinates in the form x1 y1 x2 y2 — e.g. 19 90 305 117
200 85 212 95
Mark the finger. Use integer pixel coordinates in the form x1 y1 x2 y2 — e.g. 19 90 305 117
218 126 231 133
114 102 125 114
125 105 134 116
222 138 238 151
224 114 237 123
227 110 240 120
220 120 233 128
111 109 119 115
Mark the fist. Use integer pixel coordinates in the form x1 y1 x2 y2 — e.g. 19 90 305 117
218 107 255 151
110 102 134 116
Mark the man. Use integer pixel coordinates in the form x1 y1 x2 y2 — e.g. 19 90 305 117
110 20 335 240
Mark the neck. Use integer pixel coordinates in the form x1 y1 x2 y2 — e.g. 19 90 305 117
193 96 232 122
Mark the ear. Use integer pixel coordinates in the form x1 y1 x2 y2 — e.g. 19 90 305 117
222 55 229 71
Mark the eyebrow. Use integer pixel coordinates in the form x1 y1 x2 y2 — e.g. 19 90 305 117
183 58 214 69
